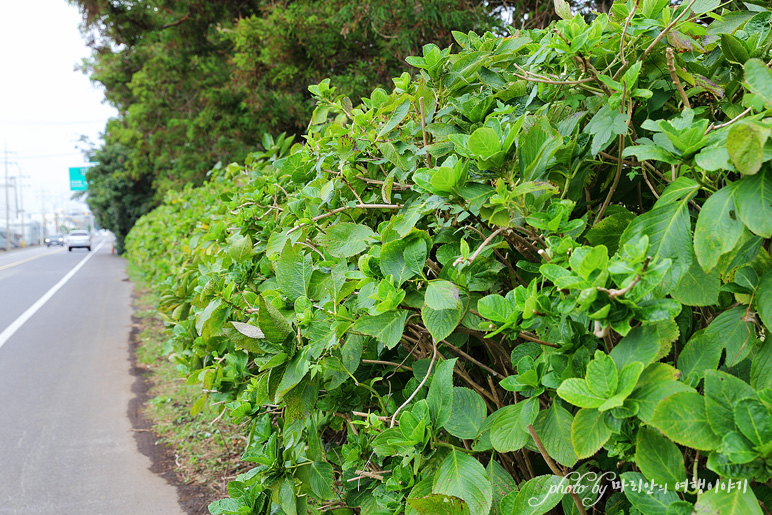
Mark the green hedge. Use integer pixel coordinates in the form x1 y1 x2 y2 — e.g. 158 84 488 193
127 1 772 513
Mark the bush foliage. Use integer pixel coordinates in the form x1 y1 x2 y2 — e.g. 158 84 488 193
127 0 772 513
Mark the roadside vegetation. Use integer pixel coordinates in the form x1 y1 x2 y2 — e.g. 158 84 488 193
102 0 772 513
130 266 249 506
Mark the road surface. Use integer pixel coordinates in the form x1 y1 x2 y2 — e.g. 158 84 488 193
0 239 184 514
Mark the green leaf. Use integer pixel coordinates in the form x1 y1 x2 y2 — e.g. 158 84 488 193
477 294 515 323
445 387 487 439
467 127 502 159
352 310 408 349
722 33 750 64
421 304 463 342
585 105 629 156
628 363 694 423
694 184 744 272
636 427 687 489
230 321 265 340
377 97 411 139
757 268 772 332
487 460 516 515
254 296 291 346
670 259 721 306
433 450 492 515
533 402 578 468
425 280 462 310
276 347 311 398
571 408 612 459
380 231 429 286
734 169 772 238
693 487 763 515
519 117 564 180
298 461 335 500
651 391 720 451
609 324 662 370
585 352 618 398
745 58 772 106
734 398 772 447
407 495 470 515
318 223 378 257
751 339 772 390
284 377 318 424
621 178 700 292
276 244 313 301
227 234 253 262
427 358 457 429
554 0 572 19
489 399 539 452
557 378 607 409
620 472 680 515
501 475 564 515
727 123 764 175
704 370 757 435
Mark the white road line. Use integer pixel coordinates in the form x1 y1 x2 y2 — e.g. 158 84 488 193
0 241 106 351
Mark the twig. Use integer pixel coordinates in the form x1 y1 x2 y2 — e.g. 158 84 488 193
707 106 752 133
527 425 588 515
619 1 639 68
361 359 413 372
390 338 437 427
442 339 500 377
666 48 691 109
288 203 403 234
614 0 699 80
518 331 560 349
453 227 505 267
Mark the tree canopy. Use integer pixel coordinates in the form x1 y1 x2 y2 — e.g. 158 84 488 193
71 0 509 251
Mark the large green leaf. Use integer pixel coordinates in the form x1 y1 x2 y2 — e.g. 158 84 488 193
407 495 470 515
726 123 764 175
532 402 578 467
620 178 700 293
421 304 463 342
380 230 429 286
489 399 539 452
734 398 772 447
445 387 487 439
427 358 457 429
629 363 694 423
487 460 516 515
352 310 408 349
425 280 462 310
620 472 680 515
500 475 564 515
704 370 757 435
651 391 720 451
757 268 772 332
571 408 612 459
670 259 721 306
275 244 313 301
745 58 772 106
694 184 744 272
257 295 293 344
433 450 492 515
557 378 606 409
318 223 378 257
734 169 772 238
636 427 687 489
693 487 763 515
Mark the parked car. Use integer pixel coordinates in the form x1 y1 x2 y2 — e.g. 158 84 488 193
67 230 92 252
44 234 65 247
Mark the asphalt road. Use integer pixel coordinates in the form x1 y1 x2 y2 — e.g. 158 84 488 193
0 239 183 514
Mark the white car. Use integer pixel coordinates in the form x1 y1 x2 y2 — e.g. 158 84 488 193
67 230 92 252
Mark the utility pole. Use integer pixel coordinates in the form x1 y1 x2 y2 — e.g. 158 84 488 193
17 166 24 247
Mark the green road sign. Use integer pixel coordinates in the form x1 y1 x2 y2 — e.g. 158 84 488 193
69 167 89 191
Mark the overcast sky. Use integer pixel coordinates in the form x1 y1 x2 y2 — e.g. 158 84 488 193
0 1 116 218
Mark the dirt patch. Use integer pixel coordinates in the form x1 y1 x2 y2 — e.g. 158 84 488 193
127 311 215 515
